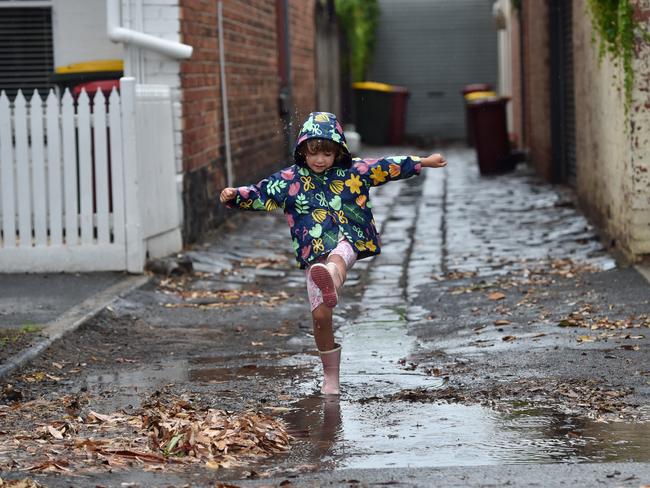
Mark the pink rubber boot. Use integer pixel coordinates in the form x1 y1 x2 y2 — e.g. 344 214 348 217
319 344 341 395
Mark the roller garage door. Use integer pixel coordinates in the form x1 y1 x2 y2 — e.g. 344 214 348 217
368 0 498 140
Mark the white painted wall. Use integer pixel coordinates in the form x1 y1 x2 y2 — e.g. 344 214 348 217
50 0 187 231
121 0 184 221
52 0 123 67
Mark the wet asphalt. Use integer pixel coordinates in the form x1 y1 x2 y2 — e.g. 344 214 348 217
1 146 649 487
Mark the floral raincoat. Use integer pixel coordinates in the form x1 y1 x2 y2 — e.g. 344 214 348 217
226 112 422 268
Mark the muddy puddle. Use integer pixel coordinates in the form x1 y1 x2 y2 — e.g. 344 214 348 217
282 395 650 469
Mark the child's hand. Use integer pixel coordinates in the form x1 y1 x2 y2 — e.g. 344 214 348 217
421 153 447 168
220 187 237 204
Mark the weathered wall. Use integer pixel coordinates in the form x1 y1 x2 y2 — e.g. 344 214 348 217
628 0 650 256
573 0 632 252
573 0 650 259
510 8 523 148
180 0 316 242
521 0 553 180
52 0 123 68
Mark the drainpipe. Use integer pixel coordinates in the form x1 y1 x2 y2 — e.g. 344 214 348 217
277 0 294 158
107 0 193 59
218 1 234 188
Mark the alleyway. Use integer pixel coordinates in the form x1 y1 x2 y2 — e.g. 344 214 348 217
1 146 649 487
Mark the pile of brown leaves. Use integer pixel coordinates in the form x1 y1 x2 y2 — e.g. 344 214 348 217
143 399 291 469
445 258 602 295
157 276 289 309
559 305 649 331
358 378 644 422
0 478 45 487
0 396 291 473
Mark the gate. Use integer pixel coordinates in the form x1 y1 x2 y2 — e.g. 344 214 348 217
550 0 577 185
0 77 181 273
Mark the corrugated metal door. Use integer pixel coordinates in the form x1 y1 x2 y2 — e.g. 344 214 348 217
368 0 498 140
550 0 576 185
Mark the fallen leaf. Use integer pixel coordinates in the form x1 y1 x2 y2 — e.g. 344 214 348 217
620 344 640 351
251 341 264 347
577 335 596 342
46 425 64 440
502 335 517 342
488 292 506 301
494 319 510 325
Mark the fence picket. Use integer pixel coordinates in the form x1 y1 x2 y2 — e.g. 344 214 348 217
0 91 16 248
93 90 110 244
109 88 125 246
0 78 181 272
77 90 93 245
14 91 32 247
61 89 78 246
46 90 63 245
30 91 47 246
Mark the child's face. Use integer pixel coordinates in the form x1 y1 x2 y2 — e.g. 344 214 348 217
305 148 335 173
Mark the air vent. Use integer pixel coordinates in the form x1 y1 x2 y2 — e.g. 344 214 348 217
0 6 54 99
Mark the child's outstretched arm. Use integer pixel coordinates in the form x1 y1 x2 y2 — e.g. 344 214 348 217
220 168 291 212
421 153 447 169
352 152 446 188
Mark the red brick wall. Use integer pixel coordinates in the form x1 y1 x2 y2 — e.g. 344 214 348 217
290 0 317 124
521 0 553 180
180 0 316 242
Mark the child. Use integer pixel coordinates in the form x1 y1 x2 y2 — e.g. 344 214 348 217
220 112 446 395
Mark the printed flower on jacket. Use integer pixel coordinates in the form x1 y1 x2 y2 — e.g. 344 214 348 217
353 161 369 175
388 163 401 178
345 174 363 194
370 166 388 185
329 180 344 195
281 168 295 180
289 181 301 196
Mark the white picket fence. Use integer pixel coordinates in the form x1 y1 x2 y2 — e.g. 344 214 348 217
0 77 182 273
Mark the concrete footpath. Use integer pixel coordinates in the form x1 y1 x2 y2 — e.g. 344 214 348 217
0 272 148 379
0 145 649 487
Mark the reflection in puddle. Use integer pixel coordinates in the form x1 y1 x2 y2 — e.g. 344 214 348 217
84 356 314 411
283 397 650 469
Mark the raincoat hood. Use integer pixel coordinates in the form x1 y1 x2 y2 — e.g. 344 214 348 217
293 112 352 168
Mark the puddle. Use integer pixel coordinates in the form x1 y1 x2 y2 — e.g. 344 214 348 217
84 355 315 411
282 396 650 469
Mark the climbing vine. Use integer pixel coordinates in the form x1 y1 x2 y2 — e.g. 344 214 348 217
334 0 380 82
587 0 649 110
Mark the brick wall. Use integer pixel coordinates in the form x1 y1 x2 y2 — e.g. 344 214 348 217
521 0 553 180
180 0 316 242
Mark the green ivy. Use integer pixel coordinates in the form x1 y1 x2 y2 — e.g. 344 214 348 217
587 0 649 110
511 0 521 11
335 0 380 82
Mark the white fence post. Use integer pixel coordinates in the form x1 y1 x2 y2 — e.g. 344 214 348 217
46 90 63 246
61 89 78 247
14 91 32 247
30 91 47 247
120 77 145 273
0 92 16 248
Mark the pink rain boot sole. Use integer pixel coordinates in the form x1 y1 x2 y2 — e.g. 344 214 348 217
310 263 338 308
